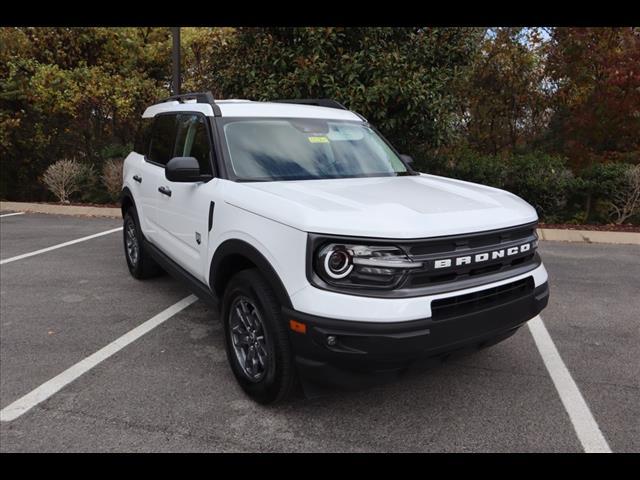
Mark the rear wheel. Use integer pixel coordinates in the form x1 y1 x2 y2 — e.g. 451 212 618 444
123 208 162 279
222 269 296 404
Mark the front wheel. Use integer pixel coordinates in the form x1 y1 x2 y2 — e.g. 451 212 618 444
222 269 297 404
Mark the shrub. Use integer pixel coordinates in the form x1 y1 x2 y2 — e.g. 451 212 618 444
424 148 509 189
101 158 124 202
605 164 640 224
579 162 639 223
40 159 85 203
504 153 578 222
74 163 105 204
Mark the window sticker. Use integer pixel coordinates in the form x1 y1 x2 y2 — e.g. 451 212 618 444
308 136 330 143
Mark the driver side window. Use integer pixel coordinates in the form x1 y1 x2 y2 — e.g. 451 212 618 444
175 114 213 176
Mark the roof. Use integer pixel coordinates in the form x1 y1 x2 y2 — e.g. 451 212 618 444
142 99 363 122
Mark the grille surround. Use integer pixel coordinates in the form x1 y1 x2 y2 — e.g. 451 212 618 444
306 221 541 299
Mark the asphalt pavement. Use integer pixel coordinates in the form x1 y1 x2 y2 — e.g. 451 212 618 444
0 211 638 452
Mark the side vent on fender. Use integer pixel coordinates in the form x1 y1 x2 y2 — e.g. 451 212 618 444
208 201 215 232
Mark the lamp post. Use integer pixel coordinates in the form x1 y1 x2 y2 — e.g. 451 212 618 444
171 27 181 96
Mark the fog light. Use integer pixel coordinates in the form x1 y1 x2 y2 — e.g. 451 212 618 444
326 335 337 346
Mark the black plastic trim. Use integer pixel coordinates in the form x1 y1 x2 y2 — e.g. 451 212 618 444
210 118 230 180
163 91 222 117
208 201 215 232
144 238 220 310
158 186 172 197
119 186 137 218
286 281 549 387
209 239 292 309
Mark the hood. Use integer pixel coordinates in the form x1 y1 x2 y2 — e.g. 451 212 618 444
222 174 538 238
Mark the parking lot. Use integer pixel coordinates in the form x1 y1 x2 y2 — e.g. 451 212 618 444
0 210 638 452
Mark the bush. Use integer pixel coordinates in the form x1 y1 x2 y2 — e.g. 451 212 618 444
578 162 638 223
101 158 124 202
40 159 85 203
425 148 509 188
604 164 640 224
504 153 578 222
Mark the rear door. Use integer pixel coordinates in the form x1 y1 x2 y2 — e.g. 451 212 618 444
154 112 219 280
139 113 178 245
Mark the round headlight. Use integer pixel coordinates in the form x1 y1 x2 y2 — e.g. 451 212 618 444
323 247 353 279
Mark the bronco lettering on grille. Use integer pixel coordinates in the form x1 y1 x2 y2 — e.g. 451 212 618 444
433 242 532 269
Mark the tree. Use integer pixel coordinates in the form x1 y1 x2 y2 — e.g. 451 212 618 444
188 27 484 162
462 28 551 155
0 27 172 200
545 27 640 169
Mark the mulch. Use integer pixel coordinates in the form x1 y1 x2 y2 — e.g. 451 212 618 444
36 201 120 208
539 223 640 233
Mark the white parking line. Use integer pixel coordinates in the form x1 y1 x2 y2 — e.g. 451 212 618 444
0 294 198 422
528 315 612 453
0 212 25 218
0 227 123 265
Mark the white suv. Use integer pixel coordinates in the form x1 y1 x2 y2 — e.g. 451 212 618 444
121 92 549 404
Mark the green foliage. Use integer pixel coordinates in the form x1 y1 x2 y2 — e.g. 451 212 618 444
504 154 578 222
579 162 639 223
0 27 171 201
464 28 551 155
425 147 509 188
1 26 638 224
581 163 631 200
195 27 484 155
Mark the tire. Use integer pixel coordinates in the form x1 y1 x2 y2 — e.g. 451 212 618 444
123 208 162 280
222 269 296 404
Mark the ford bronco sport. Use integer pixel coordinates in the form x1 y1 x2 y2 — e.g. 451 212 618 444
121 92 549 404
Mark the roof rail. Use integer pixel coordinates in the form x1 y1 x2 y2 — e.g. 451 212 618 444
275 98 348 110
163 91 222 116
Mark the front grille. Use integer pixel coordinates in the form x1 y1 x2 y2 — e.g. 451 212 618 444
407 224 535 257
399 223 539 289
431 277 534 321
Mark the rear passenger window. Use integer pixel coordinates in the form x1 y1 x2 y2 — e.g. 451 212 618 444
175 114 213 175
134 118 153 156
148 114 177 165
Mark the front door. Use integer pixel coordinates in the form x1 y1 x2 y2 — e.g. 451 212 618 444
155 113 218 280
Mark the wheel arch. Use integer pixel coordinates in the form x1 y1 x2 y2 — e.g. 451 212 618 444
120 187 136 218
210 239 292 309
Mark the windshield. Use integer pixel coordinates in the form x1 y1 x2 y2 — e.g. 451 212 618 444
222 118 411 181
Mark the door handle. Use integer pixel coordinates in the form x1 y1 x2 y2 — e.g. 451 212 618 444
158 186 172 197
133 175 142 183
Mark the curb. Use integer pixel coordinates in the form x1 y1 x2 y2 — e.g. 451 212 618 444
1 201 121 219
2 201 638 245
537 228 639 246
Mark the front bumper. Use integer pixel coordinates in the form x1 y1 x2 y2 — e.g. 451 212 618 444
284 280 549 389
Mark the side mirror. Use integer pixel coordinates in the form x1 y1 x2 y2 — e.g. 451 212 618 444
165 157 211 183
400 154 414 166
